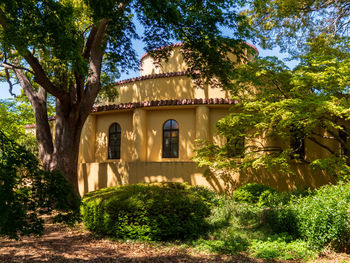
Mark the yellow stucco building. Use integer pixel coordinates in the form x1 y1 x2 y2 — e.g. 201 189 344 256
78 43 334 196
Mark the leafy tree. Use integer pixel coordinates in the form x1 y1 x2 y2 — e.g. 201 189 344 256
248 0 349 54
0 98 38 153
195 1 350 187
0 0 253 193
0 130 80 239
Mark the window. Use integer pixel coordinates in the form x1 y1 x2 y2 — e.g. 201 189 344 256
162 119 179 158
227 137 245 157
108 123 121 159
290 128 305 160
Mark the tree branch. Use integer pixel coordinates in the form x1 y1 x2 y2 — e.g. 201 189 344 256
82 19 108 112
83 26 98 59
4 68 16 97
0 62 35 75
308 136 336 155
0 8 67 101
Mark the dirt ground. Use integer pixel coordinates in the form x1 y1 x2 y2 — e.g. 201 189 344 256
1 223 349 263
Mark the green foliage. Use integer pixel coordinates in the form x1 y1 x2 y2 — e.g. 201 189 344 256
0 99 38 154
195 1 350 189
0 0 254 95
291 183 350 250
194 195 316 260
250 236 315 261
248 0 349 54
0 130 80 239
195 39 350 185
232 183 277 205
81 183 213 241
264 207 299 237
263 183 350 250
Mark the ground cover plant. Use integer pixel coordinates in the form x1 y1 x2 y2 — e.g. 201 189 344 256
81 181 350 261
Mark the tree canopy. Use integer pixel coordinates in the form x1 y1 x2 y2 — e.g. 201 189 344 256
0 0 254 193
195 0 350 189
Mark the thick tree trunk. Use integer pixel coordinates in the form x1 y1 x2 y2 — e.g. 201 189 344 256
48 99 91 195
11 19 107 196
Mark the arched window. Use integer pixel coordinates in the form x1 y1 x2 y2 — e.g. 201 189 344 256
162 119 179 158
108 123 121 159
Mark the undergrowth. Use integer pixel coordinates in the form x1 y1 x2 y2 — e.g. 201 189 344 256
82 182 350 261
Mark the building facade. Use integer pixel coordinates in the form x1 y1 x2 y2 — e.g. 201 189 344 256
77 44 334 195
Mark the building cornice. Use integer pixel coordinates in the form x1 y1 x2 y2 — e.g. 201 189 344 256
92 98 238 113
25 98 237 128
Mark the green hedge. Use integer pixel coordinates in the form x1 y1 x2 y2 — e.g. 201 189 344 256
81 183 214 241
293 183 350 250
264 183 350 250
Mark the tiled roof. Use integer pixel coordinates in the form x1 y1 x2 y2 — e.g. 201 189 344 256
92 98 238 113
114 71 187 86
25 99 237 128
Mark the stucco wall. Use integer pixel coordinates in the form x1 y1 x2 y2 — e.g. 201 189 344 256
94 111 134 162
78 161 334 196
103 76 230 105
141 48 187 76
146 108 196 161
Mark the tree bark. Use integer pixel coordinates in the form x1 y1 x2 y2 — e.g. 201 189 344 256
8 19 108 196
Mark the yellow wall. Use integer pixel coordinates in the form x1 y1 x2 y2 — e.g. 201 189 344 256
210 107 233 146
146 108 196 161
141 48 187 75
94 111 134 162
78 161 334 196
103 76 230 105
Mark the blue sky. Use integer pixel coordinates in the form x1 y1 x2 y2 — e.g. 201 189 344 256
0 44 292 100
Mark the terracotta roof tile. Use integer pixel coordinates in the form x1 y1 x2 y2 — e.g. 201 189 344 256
92 98 238 113
25 99 237 128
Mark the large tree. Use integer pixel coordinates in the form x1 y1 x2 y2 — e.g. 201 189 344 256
0 0 253 193
195 0 350 188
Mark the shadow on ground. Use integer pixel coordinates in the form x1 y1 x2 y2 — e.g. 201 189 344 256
0 224 274 263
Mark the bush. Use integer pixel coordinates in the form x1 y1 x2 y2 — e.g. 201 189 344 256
232 183 277 205
81 183 214 241
0 130 80 239
264 207 299 237
292 183 350 250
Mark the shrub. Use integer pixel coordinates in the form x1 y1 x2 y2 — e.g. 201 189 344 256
232 183 277 205
0 130 80 239
81 183 213 241
292 183 350 250
264 207 299 237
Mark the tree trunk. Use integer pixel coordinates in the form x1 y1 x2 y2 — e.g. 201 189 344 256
47 99 90 195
